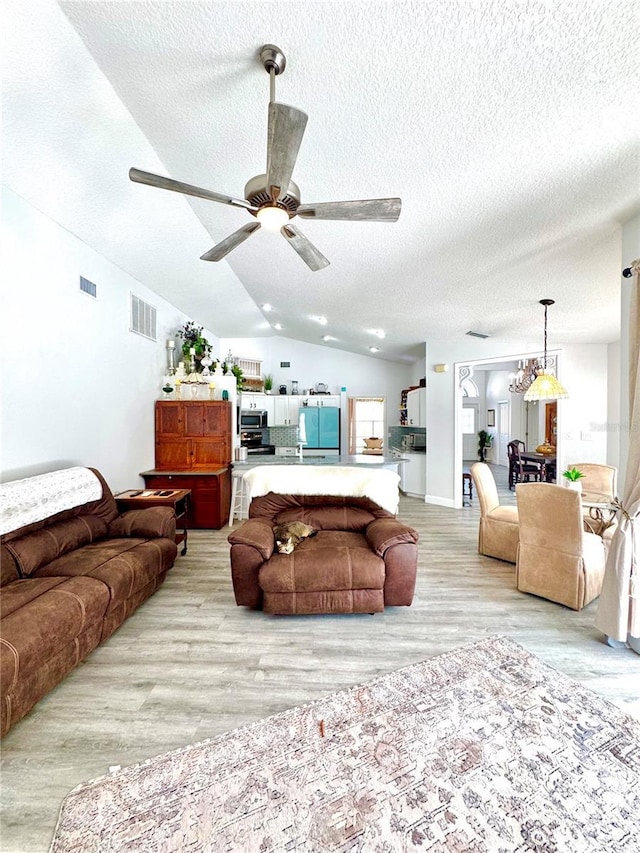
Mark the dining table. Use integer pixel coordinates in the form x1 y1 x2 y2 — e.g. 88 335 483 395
520 451 557 482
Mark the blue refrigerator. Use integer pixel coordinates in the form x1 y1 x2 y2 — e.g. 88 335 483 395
298 406 340 449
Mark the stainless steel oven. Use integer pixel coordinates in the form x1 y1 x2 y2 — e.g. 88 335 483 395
240 429 275 456
240 409 268 430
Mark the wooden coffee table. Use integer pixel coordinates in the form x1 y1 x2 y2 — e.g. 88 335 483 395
115 488 191 555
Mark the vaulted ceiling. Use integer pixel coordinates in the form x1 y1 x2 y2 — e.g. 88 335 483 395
4 1 638 362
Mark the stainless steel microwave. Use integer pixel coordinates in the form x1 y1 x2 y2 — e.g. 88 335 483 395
240 409 268 429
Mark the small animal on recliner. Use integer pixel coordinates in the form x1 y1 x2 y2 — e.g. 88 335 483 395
273 521 317 554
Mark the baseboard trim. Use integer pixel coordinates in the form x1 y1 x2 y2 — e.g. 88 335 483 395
424 495 456 508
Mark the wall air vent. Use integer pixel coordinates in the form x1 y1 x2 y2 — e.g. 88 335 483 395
466 331 490 339
130 293 157 341
79 276 97 298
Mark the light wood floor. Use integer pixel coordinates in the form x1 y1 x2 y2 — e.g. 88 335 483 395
2 476 639 852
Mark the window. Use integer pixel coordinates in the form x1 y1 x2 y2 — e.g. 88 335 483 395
348 397 385 454
461 406 476 435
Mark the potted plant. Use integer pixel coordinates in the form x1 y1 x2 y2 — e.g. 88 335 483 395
477 430 493 462
562 467 585 491
264 374 273 394
231 363 244 393
176 321 211 370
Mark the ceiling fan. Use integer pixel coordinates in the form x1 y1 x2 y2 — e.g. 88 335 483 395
129 45 401 271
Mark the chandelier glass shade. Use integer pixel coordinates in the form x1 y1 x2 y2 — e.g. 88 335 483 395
523 299 569 401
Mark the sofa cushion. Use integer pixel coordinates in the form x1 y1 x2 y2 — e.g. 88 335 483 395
259 531 385 594
6 516 109 577
0 575 109 736
32 538 177 610
249 493 393 524
1 544 19 586
108 507 176 540
0 575 110 695
274 505 377 532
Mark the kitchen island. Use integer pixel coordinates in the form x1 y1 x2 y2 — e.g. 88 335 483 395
228 456 405 523
232 454 403 472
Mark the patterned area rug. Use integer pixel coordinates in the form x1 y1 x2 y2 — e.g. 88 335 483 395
50 636 640 852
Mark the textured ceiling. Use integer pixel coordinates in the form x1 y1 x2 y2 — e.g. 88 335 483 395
4 0 639 362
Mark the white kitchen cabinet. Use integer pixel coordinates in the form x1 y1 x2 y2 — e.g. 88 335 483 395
406 387 426 427
241 393 274 421
273 397 299 426
302 395 340 408
401 451 426 496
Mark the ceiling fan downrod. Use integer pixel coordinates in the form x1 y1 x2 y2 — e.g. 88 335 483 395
259 44 286 103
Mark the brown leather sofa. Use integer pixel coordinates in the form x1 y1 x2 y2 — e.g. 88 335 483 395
228 493 419 615
0 468 177 736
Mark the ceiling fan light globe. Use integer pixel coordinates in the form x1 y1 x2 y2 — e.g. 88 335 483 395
256 206 290 231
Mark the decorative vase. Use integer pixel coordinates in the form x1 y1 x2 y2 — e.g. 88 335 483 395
565 480 582 492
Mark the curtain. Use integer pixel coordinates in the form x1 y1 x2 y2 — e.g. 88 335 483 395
348 397 357 454
595 259 640 649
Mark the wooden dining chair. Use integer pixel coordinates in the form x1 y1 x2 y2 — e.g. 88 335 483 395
507 440 542 490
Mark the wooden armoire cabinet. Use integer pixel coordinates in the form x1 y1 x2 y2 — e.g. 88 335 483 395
155 401 231 470
146 401 232 529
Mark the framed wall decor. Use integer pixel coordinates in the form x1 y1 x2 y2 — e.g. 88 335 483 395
487 409 495 427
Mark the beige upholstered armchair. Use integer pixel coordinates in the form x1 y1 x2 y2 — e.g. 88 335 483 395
571 463 617 536
470 462 519 563
572 463 617 498
515 483 606 610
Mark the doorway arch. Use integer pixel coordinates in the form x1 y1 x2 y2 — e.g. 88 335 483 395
453 352 563 508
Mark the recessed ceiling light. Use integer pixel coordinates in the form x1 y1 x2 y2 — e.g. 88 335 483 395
368 329 385 339
369 346 380 353
312 315 328 325
273 323 283 330
262 303 272 312
322 335 337 342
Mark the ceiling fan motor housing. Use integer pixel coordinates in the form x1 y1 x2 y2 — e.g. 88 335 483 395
244 174 301 215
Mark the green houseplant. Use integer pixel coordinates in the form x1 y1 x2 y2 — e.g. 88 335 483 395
562 467 585 490
477 430 493 462
264 373 273 393
176 321 210 370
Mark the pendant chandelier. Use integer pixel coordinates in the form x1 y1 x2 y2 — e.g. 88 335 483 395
509 359 540 394
524 299 569 401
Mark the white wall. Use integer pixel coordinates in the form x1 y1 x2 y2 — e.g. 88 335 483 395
220 335 413 409
0 188 219 490
559 344 609 466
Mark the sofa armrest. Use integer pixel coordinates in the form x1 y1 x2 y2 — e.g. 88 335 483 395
366 518 419 557
108 507 176 541
227 519 275 561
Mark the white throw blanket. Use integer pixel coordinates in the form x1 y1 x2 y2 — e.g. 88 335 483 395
242 466 400 515
0 467 103 536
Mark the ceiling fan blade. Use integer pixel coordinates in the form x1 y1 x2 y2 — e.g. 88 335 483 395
281 224 330 271
266 103 308 200
200 222 261 262
129 168 257 211
297 198 402 222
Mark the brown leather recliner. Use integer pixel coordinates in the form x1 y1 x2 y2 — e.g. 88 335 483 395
228 493 419 615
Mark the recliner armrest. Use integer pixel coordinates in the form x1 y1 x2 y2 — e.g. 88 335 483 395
228 519 275 560
108 507 176 540
366 518 418 557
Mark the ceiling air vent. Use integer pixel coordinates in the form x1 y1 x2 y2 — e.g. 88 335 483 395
466 331 490 339
79 276 97 298
130 293 157 341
